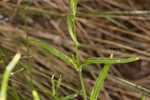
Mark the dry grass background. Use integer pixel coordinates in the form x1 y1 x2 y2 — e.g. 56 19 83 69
0 0 150 100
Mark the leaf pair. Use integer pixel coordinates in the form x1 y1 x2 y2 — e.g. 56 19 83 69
30 38 140 100
30 38 139 67
51 74 62 96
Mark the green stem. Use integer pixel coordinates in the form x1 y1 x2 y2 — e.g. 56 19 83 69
78 68 87 100
72 14 80 65
0 53 21 100
24 8 34 90
75 44 80 65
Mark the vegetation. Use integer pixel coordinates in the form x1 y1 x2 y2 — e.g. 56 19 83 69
0 0 150 100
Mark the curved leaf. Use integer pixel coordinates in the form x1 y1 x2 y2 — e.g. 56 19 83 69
0 53 21 100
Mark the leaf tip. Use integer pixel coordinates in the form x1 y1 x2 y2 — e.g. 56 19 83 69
135 57 140 60
110 54 113 58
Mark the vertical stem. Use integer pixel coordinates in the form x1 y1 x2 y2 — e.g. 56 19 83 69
70 0 87 99
75 44 80 65
72 14 80 65
78 68 87 100
24 8 34 90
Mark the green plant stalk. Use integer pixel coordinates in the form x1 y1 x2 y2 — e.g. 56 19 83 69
56 75 62 94
72 15 80 65
24 8 34 90
75 44 80 66
78 68 87 100
51 74 56 96
70 0 87 100
0 53 21 100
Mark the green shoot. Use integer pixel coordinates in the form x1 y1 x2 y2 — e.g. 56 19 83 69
51 74 56 96
67 15 79 46
56 75 62 94
32 90 40 100
0 53 21 100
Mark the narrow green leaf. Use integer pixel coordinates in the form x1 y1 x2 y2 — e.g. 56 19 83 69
60 92 80 100
74 0 78 14
30 38 75 66
32 90 40 100
10 68 24 76
81 57 139 66
51 74 56 96
70 0 78 15
56 75 62 94
90 54 113 100
0 53 21 100
70 0 75 15
90 63 110 100
67 15 79 46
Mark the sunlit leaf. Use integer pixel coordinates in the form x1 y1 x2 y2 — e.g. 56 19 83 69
0 53 21 100
51 74 56 96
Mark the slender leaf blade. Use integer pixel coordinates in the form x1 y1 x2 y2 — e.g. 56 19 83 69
60 92 80 100
0 53 21 100
74 0 78 14
30 38 74 66
67 15 79 45
56 75 62 94
70 0 74 15
51 74 56 96
90 54 113 100
81 57 139 66
90 63 110 100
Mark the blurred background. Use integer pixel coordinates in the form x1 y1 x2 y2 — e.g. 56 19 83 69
0 0 150 100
